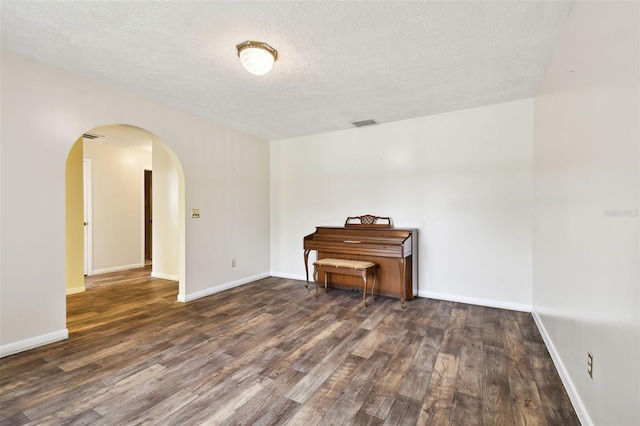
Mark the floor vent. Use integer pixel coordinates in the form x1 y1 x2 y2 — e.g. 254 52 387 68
351 119 377 127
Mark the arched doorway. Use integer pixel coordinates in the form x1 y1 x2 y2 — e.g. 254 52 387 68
65 124 186 303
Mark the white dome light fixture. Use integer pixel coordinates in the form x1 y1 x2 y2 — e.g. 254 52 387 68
236 41 278 76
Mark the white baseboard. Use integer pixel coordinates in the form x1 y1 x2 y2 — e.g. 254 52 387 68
151 271 179 281
418 290 531 312
270 271 307 281
532 309 592 426
177 272 271 303
270 273 532 312
92 263 144 275
270 274 532 312
0 329 69 358
66 285 86 295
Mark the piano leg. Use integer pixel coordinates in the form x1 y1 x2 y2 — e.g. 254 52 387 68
371 270 377 301
397 258 407 309
362 270 368 308
314 267 319 298
304 249 311 291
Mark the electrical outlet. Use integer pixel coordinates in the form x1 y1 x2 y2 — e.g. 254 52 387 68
232 258 237 267
587 352 593 378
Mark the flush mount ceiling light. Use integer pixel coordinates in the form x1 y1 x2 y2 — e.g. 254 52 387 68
236 41 278 76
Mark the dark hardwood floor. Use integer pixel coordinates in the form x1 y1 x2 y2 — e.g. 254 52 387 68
0 267 579 425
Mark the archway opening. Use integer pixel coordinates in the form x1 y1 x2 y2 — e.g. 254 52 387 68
65 124 186 304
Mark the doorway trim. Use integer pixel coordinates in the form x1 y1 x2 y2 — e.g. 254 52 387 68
83 158 93 276
142 167 152 267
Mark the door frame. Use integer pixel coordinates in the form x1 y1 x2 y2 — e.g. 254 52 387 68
142 168 152 265
83 158 93 276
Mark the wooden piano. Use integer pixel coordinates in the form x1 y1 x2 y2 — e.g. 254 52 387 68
304 215 418 307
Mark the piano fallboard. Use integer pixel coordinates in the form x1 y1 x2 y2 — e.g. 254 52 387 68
304 226 418 300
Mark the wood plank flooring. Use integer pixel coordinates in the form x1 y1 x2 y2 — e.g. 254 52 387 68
0 267 579 425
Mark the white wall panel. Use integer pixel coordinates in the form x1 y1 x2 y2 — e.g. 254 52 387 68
151 139 183 281
271 99 534 308
533 2 639 424
0 51 270 353
83 142 151 272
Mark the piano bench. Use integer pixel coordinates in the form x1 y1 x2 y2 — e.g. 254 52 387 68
312 258 377 307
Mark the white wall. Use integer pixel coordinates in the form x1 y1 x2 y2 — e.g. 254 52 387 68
83 141 152 273
533 2 639 425
0 51 270 355
271 99 533 310
151 138 183 282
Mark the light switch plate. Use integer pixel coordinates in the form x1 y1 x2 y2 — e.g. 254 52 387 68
191 208 200 218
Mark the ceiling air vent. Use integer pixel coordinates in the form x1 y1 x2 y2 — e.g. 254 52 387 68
82 132 104 140
351 119 377 128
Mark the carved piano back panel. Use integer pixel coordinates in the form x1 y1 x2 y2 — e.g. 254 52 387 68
304 226 418 300
344 215 392 227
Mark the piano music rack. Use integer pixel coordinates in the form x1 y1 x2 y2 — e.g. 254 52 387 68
344 215 392 228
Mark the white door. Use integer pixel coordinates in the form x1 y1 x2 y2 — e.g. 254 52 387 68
83 159 92 276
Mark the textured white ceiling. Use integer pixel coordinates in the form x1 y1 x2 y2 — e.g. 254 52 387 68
1 1 572 141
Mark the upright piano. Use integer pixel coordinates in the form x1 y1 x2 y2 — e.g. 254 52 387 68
303 218 418 306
